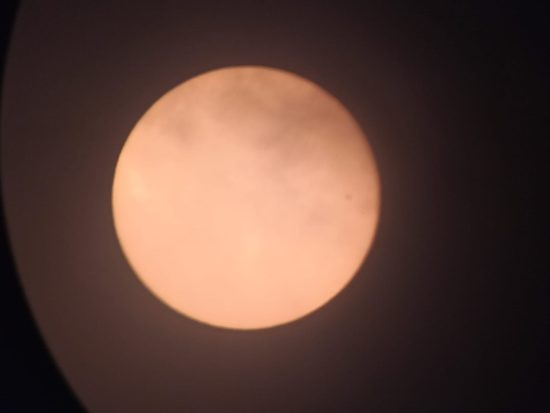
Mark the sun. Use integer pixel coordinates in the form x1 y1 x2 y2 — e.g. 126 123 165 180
112 66 380 329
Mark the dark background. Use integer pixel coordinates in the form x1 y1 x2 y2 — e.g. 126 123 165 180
1 3 84 411
1 1 548 412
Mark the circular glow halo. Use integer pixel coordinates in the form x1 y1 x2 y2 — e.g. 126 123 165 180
112 66 380 330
